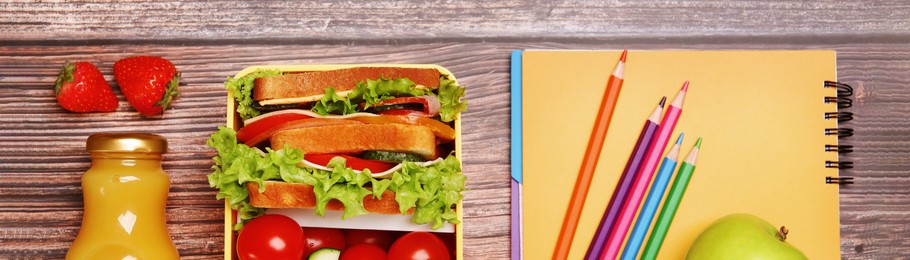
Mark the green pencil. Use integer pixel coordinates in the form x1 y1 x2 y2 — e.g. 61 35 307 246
641 137 702 260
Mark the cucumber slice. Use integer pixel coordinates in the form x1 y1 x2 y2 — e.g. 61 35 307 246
251 102 304 112
361 150 427 163
308 248 341 260
364 103 424 113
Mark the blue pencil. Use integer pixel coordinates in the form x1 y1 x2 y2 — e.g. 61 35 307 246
620 133 684 260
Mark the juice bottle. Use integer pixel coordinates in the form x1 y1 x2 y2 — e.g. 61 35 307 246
66 133 179 260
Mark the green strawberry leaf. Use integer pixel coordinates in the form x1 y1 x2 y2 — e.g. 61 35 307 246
54 62 75 96
155 73 181 110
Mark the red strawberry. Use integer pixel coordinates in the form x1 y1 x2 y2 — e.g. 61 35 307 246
113 56 180 117
54 61 119 113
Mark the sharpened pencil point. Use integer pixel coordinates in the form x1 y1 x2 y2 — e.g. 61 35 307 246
681 81 689 92
620 50 628 62
695 137 703 148
659 96 667 107
676 133 684 145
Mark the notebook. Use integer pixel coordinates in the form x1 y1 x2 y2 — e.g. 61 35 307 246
511 50 847 259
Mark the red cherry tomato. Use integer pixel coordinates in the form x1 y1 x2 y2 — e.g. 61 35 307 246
236 214 305 260
388 232 450 260
305 154 396 173
302 227 347 258
346 229 395 250
341 244 388 260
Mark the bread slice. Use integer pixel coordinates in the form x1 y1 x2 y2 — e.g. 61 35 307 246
271 123 437 159
247 181 411 215
253 67 441 101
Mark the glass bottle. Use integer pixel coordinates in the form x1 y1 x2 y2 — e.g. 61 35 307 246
66 133 179 260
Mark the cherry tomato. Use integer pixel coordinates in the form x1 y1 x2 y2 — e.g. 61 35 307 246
388 232 450 260
236 113 312 143
346 229 395 250
341 244 388 260
302 227 347 258
236 214 305 260
304 154 396 172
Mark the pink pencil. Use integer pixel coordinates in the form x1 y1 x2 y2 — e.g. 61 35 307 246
600 81 689 260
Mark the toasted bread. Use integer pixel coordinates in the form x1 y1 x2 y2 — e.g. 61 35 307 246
253 67 441 101
271 123 437 159
247 181 410 215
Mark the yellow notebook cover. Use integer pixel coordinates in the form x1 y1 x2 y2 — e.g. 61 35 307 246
521 50 841 259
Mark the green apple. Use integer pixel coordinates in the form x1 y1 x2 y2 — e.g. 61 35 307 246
686 213 808 260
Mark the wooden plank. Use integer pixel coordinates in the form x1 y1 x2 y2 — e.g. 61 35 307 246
1 1 910 41
0 41 906 259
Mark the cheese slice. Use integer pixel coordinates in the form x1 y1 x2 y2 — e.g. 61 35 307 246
258 90 353 106
257 85 429 106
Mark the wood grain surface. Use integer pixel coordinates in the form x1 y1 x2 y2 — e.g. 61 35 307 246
2 1 910 41
1 1 909 259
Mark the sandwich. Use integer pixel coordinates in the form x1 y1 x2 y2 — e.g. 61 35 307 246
207 66 468 230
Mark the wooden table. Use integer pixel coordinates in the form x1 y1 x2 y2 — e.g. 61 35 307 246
2 1 908 259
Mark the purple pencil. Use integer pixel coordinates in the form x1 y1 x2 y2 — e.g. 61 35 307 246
584 96 666 259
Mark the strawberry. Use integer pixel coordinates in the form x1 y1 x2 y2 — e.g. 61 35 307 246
113 56 180 117
54 61 119 113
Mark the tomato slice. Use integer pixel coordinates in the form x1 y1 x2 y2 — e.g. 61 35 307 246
304 154 396 173
377 109 432 117
348 115 455 142
242 118 362 147
236 113 313 143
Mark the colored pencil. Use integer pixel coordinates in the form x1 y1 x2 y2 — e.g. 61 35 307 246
641 138 702 260
584 96 665 260
601 81 688 260
620 133 684 260
552 50 627 260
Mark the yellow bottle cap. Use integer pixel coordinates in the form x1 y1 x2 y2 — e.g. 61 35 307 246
86 133 168 153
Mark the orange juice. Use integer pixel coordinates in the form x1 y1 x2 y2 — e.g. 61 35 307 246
67 133 179 260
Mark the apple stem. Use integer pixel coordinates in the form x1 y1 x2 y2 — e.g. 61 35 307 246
777 226 789 242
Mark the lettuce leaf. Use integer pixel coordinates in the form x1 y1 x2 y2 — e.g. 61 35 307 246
310 75 468 123
224 69 283 120
437 76 468 122
351 77 428 109
206 127 466 230
312 77 426 115
389 155 465 228
311 87 357 116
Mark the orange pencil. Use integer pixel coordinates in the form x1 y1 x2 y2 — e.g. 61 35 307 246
552 50 627 260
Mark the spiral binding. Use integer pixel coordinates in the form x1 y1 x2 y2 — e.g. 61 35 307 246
826 176 854 184
824 81 853 185
825 112 853 122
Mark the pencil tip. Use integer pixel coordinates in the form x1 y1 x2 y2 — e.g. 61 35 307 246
681 81 689 91
676 133 684 144
659 96 667 106
620 50 628 62
695 137 703 148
